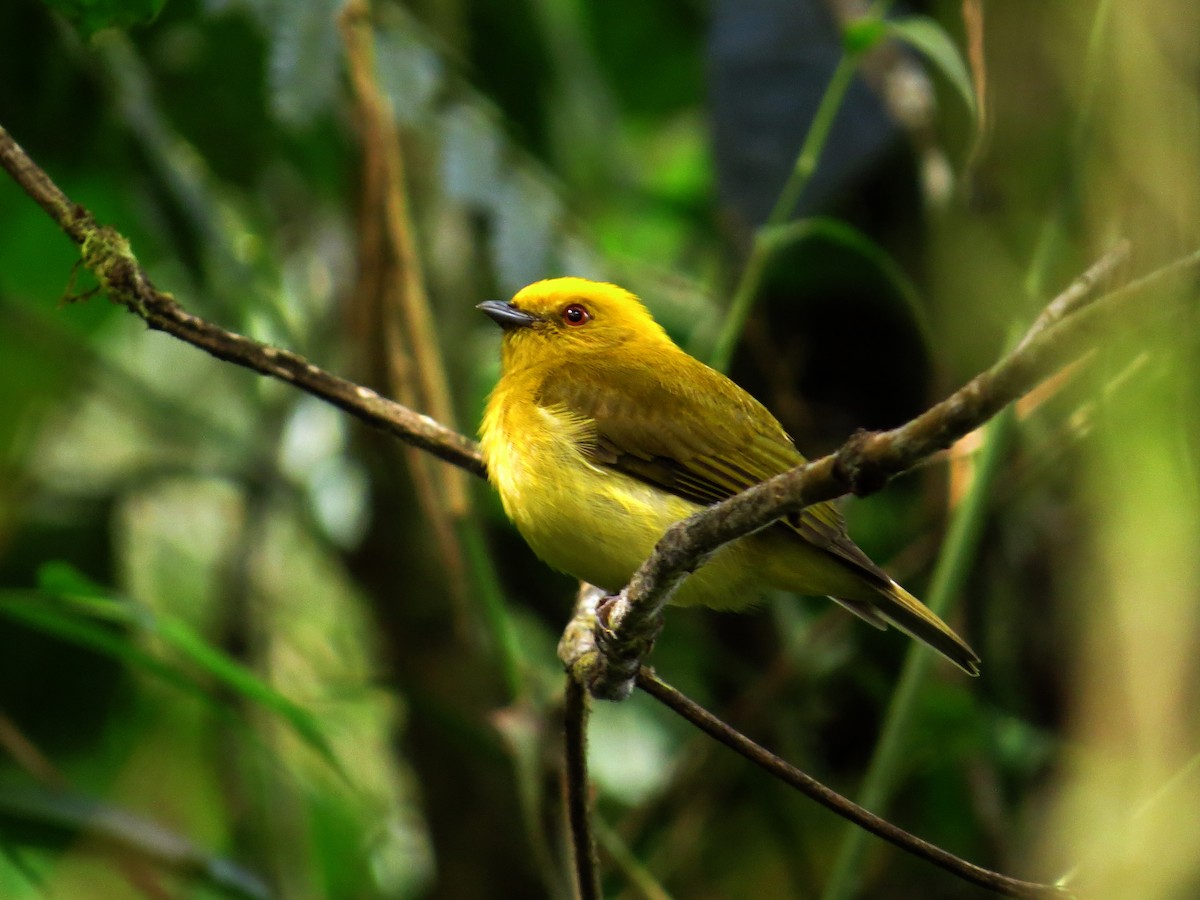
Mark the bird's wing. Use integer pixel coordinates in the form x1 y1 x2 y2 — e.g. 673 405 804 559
535 357 892 590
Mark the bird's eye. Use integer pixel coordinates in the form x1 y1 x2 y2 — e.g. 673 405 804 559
561 303 592 326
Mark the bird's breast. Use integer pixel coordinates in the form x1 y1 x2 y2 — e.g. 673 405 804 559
482 394 696 593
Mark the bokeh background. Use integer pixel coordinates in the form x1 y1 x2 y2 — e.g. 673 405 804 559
1 0 1198 897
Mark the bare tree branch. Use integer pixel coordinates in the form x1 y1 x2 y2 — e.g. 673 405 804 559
1015 238 1130 352
563 242 1199 700
637 668 1071 898
0 123 485 479
6 119 1170 712
563 676 600 900
4 116 1171 899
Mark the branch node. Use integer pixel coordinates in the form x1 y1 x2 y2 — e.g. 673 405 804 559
77 223 154 318
836 429 891 496
68 203 93 236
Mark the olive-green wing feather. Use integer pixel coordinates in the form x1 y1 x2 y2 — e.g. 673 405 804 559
535 356 980 675
534 356 891 590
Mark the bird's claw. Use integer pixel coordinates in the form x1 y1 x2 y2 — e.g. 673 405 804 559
590 592 662 700
558 586 664 701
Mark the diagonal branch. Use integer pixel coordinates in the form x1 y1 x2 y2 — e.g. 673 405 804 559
6 112 1194 708
637 668 1070 899
2 114 1171 900
0 123 485 479
563 241 1198 700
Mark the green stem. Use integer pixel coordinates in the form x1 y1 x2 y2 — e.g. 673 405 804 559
766 0 897 230
708 229 774 373
765 53 860 231
458 517 525 701
820 409 1015 900
823 1 1113 886
594 818 673 900
707 13 876 371
1023 0 1113 302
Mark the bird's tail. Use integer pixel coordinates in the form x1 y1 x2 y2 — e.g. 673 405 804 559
842 581 981 676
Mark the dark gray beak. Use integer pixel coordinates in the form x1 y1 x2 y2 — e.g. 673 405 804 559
477 300 537 330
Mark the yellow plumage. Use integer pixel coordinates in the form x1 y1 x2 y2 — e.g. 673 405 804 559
479 277 979 674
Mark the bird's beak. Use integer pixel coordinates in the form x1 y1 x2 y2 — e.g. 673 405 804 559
477 300 537 330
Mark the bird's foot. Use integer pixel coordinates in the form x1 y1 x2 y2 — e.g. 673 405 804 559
558 584 663 701
594 589 664 700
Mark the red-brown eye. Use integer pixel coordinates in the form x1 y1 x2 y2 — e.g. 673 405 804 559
562 303 591 326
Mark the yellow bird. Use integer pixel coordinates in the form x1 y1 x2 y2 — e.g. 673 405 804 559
479 277 979 675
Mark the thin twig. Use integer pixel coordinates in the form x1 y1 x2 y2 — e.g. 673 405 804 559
564 245 1200 700
1015 238 1131 351
0 123 485 478
822 408 1015 900
1 111 1186 900
593 819 673 900
636 669 1070 899
564 676 601 900
1056 750 1200 889
708 50 859 372
822 241 1131 900
4 116 1195 716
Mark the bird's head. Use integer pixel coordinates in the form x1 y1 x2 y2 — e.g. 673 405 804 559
478 277 672 372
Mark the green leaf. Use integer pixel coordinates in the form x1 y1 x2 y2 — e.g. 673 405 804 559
0 592 197 695
886 16 978 120
36 561 110 598
842 16 888 56
0 783 269 899
5 565 343 775
152 613 344 776
40 0 167 37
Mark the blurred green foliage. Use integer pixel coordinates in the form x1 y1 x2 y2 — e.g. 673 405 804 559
42 0 166 37
1 0 1199 898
